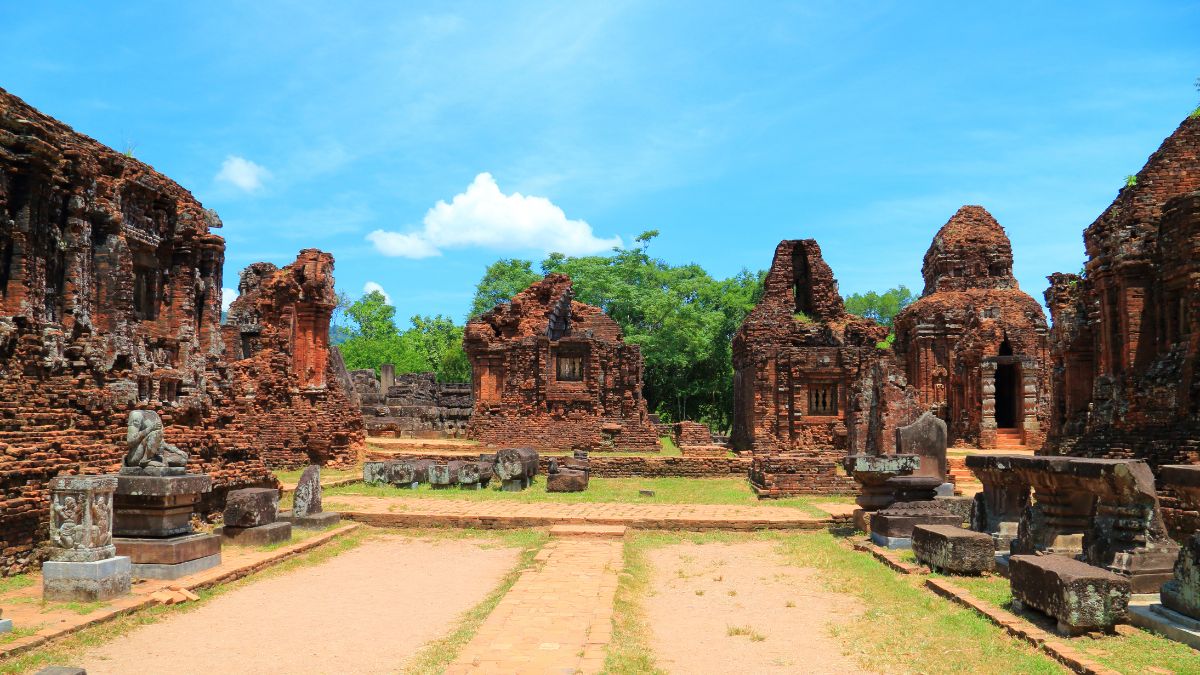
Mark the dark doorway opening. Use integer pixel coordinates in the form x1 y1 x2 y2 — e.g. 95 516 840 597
995 363 1018 428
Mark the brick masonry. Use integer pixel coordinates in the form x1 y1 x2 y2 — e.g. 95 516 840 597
464 274 661 452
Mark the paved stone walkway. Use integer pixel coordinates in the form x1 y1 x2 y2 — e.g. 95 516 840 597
447 532 624 674
332 495 829 530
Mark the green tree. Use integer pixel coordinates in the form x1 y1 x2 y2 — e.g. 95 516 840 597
407 314 470 383
475 230 765 432
844 285 915 327
468 258 542 318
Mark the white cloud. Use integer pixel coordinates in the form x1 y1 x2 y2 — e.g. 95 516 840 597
362 281 392 305
366 172 621 259
221 287 238 312
215 155 271 192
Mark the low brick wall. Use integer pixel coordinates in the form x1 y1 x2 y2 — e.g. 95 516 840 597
365 449 751 478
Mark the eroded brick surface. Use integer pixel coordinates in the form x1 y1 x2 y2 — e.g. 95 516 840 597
464 274 660 451
0 87 359 573
1043 115 1200 536
352 370 472 438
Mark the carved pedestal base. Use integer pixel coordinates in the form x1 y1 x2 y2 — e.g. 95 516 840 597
43 556 132 602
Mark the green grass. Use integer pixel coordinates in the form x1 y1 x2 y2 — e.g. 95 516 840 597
329 476 852 516
607 531 1064 674
0 576 32 595
939 572 1200 674
272 466 361 485
402 529 548 674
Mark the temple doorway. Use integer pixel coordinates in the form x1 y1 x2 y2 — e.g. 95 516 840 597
995 362 1019 428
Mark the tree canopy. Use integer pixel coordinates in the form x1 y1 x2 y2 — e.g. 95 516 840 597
335 290 469 382
843 285 914 327
469 231 765 431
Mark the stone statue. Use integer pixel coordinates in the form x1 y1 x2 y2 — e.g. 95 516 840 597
123 409 188 475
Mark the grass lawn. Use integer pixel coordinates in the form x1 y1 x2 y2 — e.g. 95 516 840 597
605 530 1065 675
272 466 361 485
326 476 853 517
937 572 1200 674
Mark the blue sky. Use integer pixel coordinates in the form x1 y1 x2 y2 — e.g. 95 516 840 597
3 2 1197 322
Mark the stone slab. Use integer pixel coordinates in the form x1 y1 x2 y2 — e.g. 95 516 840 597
220 521 293 547
1129 603 1200 650
43 556 132 602
871 511 961 539
1009 554 1130 635
0 618 10 633
33 667 86 675
115 473 212 496
870 532 912 549
131 552 221 580
281 510 342 530
911 524 995 574
114 533 221 565
935 495 972 525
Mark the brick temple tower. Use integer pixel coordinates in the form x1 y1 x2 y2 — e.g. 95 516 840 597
893 206 1050 449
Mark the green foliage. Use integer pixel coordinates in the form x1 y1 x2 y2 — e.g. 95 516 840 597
1125 174 1138 187
844 285 914 327
876 332 896 350
468 258 542 318
793 311 812 323
497 232 765 432
336 291 469 382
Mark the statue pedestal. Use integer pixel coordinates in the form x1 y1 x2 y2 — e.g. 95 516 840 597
113 474 220 579
42 475 131 602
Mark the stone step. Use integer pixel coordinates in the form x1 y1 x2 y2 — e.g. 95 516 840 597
548 524 628 539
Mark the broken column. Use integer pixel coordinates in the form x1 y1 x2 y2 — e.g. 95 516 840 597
221 488 291 546
869 476 960 549
965 454 1031 551
112 411 220 580
42 475 131 601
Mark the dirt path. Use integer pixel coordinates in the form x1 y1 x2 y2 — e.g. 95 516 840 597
78 534 519 675
646 541 870 674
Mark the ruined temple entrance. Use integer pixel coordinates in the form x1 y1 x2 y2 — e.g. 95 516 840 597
994 362 1019 428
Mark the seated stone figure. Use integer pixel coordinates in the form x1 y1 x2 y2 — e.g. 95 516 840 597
123 410 188 475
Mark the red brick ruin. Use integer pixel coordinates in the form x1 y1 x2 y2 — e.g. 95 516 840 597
732 240 882 495
1043 115 1200 531
222 250 365 468
0 87 360 573
464 274 660 451
893 206 1050 449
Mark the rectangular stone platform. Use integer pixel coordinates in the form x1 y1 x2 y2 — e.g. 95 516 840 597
1009 554 1130 635
131 552 222 581
115 533 221 565
43 556 132 602
1128 602 1200 650
281 510 341 530
912 524 995 574
220 521 293 547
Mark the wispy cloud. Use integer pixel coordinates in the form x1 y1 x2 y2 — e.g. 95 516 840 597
367 172 621 259
215 155 271 193
221 287 238 312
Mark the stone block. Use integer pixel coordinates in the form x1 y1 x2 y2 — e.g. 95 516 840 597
221 521 293 547
42 556 132 602
292 465 323 518
546 469 588 493
895 412 948 481
935 495 972 526
1009 554 1130 635
114 533 221 565
0 618 11 633
842 454 920 511
113 474 212 538
911 524 995 574
223 488 279 528
33 668 86 675
282 510 341 529
1162 534 1200 620
131 552 221 581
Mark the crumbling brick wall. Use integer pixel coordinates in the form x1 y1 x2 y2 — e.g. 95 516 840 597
893 206 1050 448
1043 115 1200 532
0 87 359 573
464 274 660 451
352 370 472 438
221 250 365 469
732 239 888 496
